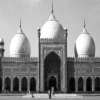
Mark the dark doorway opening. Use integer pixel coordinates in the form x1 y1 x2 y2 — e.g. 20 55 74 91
95 77 100 92
13 77 19 92
5 77 11 92
86 77 92 92
48 76 57 91
78 77 83 92
44 52 61 91
30 77 36 92
21 77 27 92
69 77 75 93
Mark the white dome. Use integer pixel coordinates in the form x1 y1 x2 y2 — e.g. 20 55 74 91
75 28 95 58
0 38 4 43
0 37 4 49
40 13 66 41
10 26 31 57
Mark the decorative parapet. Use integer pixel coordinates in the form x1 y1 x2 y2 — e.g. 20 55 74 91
40 38 66 44
67 57 100 63
1 57 39 63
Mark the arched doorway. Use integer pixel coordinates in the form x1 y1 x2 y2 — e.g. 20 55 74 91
21 77 27 92
44 52 61 91
30 77 36 92
86 77 92 92
48 76 57 91
13 77 19 92
95 77 100 92
5 77 11 92
78 77 83 92
69 77 75 93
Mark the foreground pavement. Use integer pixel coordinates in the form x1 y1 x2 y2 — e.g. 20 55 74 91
0 94 100 100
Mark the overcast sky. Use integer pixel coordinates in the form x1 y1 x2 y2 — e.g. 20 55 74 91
0 0 100 57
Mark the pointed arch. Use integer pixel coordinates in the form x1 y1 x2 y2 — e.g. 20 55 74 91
5 77 11 92
21 77 27 92
78 77 83 92
44 51 61 91
86 77 92 92
95 77 100 92
69 77 75 93
30 77 36 92
13 77 19 92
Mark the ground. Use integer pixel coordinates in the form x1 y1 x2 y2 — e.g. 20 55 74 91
0 95 100 100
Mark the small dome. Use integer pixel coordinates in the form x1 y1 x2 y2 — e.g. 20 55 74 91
0 38 4 49
40 12 66 41
75 27 95 58
0 38 4 44
10 23 31 57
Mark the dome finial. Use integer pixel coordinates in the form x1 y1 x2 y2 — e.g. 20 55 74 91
83 18 86 28
82 18 88 34
51 0 54 14
19 18 22 29
48 0 56 21
18 18 23 33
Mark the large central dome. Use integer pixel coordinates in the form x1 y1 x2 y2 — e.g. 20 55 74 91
10 23 31 57
40 12 66 41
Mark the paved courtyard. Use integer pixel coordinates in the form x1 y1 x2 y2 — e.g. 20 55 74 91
0 94 100 100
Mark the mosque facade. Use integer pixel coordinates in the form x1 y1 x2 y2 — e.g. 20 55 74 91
0 8 100 94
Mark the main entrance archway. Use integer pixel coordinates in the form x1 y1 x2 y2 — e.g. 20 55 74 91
48 76 57 91
44 52 61 91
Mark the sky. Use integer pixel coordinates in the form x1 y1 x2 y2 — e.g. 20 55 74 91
0 0 100 57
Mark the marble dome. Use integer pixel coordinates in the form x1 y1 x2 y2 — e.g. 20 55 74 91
0 38 4 49
0 38 4 44
75 27 95 58
40 12 66 41
10 24 31 57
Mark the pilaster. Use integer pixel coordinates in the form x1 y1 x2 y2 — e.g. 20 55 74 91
83 77 86 92
92 77 94 92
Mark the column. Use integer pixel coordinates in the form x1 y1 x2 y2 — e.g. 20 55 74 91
92 77 95 92
61 53 66 93
37 64 40 92
83 77 86 93
11 77 13 92
19 77 21 92
2 77 4 92
27 77 30 92
75 78 78 93
40 54 44 92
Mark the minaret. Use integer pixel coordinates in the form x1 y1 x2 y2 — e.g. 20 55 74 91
0 38 4 57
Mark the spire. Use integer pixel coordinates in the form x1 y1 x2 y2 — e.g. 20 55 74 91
82 18 88 34
48 0 56 21
51 0 54 14
18 18 23 33
19 19 22 29
83 19 86 29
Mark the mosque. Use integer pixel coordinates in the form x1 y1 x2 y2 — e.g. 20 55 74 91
0 3 100 94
